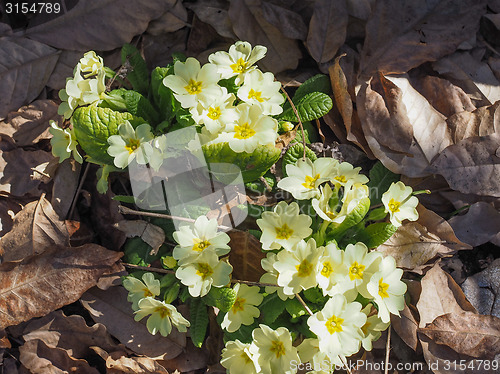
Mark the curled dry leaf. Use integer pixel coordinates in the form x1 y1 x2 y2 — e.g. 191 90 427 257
416 264 476 329
0 196 23 236
419 311 500 359
0 194 69 263
446 101 500 143
0 244 122 329
261 1 308 41
359 0 487 78
0 148 55 197
0 37 59 119
185 0 236 39
51 158 82 219
80 286 186 360
25 0 177 51
306 0 348 64
19 339 99 374
147 0 187 35
228 231 266 282
114 220 165 256
391 304 419 351
228 0 301 74
426 133 500 197
157 340 209 374
0 100 59 147
92 347 169 374
22 310 119 359
376 205 471 273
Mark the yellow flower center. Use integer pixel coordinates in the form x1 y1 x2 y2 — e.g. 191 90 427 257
185 79 202 95
234 122 256 139
125 138 141 154
348 262 366 281
142 288 153 298
325 314 344 334
302 174 320 189
388 198 400 213
378 278 390 298
232 297 246 313
270 340 285 358
241 351 252 364
207 106 222 120
247 89 264 102
325 211 337 220
361 321 371 335
196 263 214 280
335 175 347 184
321 261 333 278
192 239 210 252
275 223 294 240
230 57 248 73
154 306 171 319
296 259 313 277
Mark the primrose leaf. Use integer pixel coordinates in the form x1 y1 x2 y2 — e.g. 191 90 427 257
280 92 333 122
121 43 149 95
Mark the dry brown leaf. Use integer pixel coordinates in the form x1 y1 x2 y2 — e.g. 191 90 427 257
376 205 471 273
446 101 500 143
0 100 59 146
46 50 85 90
147 0 187 35
416 264 476 329
0 195 69 263
448 202 500 247
261 1 308 41
0 148 54 197
0 196 23 236
96 262 127 291
22 310 119 359
80 286 185 360
306 0 348 64
0 37 60 119
419 311 500 359
51 158 81 219
158 340 209 373
92 347 169 374
228 231 265 282
329 55 353 139
185 0 236 39
0 244 122 329
228 0 302 74
359 0 486 78
391 304 419 351
25 0 177 51
19 339 99 374
426 133 500 197
433 52 500 107
114 220 165 256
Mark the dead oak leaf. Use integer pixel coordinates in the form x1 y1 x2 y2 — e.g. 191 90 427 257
114 220 165 256
92 347 169 374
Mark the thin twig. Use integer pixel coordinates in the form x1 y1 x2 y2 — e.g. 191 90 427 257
122 263 280 287
339 355 353 374
295 293 313 316
118 205 233 231
67 162 90 220
384 326 392 374
281 86 307 160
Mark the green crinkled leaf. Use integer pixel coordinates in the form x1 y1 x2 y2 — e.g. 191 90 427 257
260 293 286 325
72 106 144 165
164 283 180 304
294 121 320 144
218 76 239 95
367 207 388 221
328 197 371 239
190 298 209 348
280 92 333 122
282 143 317 176
285 298 307 322
121 43 149 95
367 161 400 205
303 287 327 305
294 74 332 100
358 222 398 248
202 142 281 183
123 237 161 266
202 287 237 313
123 90 160 125
151 66 178 123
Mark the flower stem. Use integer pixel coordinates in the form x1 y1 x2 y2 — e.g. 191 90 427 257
280 86 307 161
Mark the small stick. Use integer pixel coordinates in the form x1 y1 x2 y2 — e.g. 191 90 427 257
67 162 90 220
281 86 307 160
295 293 313 316
384 326 392 374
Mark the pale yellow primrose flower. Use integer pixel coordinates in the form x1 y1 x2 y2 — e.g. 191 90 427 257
221 284 263 333
260 253 294 301
257 201 312 251
107 121 154 169
208 41 267 84
273 239 322 296
360 304 390 351
237 70 285 116
331 161 369 187
172 215 230 265
336 242 383 302
134 297 190 337
249 324 300 374
381 181 419 227
122 272 161 310
315 242 348 296
190 88 238 134
218 103 278 153
78 51 104 78
298 338 342 374
311 184 342 223
366 256 407 323
163 57 222 109
307 293 366 362
175 249 233 297
221 339 260 374
49 121 83 163
278 157 338 200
